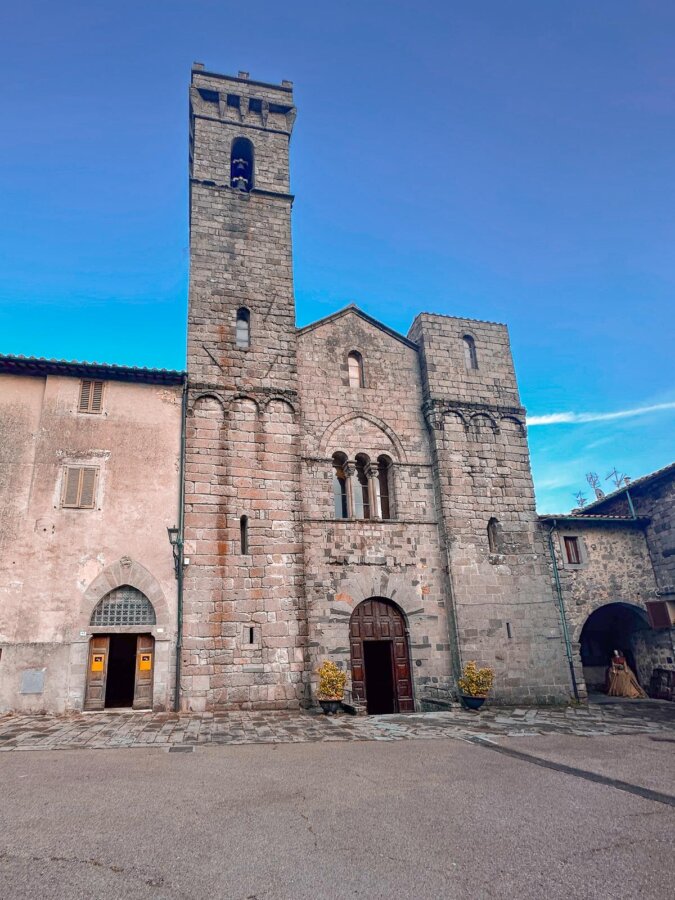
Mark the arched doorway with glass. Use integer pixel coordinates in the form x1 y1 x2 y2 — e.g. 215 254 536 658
84 586 157 711
349 598 414 713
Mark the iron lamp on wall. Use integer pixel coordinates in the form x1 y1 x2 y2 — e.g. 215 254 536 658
167 526 182 579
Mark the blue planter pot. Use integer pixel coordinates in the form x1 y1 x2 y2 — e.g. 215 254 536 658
319 699 342 715
460 695 486 711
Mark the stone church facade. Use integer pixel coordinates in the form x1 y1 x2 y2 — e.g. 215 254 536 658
180 66 571 711
0 65 672 714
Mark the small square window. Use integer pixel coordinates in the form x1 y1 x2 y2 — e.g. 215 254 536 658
564 536 582 565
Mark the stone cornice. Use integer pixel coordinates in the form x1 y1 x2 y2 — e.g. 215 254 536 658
191 112 292 138
190 177 294 202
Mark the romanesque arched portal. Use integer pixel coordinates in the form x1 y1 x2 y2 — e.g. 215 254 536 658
349 598 414 713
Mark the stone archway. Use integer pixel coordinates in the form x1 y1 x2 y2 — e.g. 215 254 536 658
80 557 171 632
77 559 172 712
349 598 414 713
578 602 651 694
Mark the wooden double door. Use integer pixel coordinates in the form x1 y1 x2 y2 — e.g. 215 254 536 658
84 634 154 710
349 598 414 713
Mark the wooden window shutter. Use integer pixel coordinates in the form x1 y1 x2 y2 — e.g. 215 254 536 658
79 380 92 412
79 467 97 508
91 381 103 412
79 379 104 413
564 536 581 565
63 467 82 507
62 466 98 508
646 601 675 630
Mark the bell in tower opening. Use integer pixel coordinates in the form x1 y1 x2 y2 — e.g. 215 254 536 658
230 137 254 191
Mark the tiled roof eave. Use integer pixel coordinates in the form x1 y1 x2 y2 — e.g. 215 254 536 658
538 514 650 525
0 354 186 386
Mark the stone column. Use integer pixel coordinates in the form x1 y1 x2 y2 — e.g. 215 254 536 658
343 460 356 519
366 462 382 519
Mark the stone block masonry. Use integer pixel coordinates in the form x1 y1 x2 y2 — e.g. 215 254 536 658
1 65 668 714
181 66 575 711
409 314 572 703
182 69 306 710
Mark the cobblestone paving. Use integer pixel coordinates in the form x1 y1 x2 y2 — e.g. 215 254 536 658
1 701 674 751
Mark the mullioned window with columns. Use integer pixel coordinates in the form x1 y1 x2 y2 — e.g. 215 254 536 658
331 452 394 520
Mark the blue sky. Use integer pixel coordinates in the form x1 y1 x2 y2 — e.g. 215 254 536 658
0 1 673 512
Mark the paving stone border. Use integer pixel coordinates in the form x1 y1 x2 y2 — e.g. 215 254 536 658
0 702 673 751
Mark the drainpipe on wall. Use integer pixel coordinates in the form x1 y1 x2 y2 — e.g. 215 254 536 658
547 522 580 701
625 489 637 520
421 410 463 691
174 378 188 712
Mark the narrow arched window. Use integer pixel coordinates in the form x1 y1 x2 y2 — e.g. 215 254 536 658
240 515 249 554
354 454 371 519
332 453 348 519
231 137 254 192
487 517 501 554
347 351 364 388
377 455 393 520
236 307 250 349
463 335 478 370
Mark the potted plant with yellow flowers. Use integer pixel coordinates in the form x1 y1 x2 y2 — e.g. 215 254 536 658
458 660 494 711
316 659 347 715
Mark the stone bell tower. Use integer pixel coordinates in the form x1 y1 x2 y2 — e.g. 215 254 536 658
182 65 306 710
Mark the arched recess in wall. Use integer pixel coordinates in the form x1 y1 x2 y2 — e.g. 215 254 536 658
576 601 652 694
497 416 527 467
263 398 298 482
572 599 649 646
319 412 406 462
469 412 498 441
80 559 171 632
441 409 469 433
487 517 503 554
190 392 227 417
263 397 297 434
188 396 227 475
228 396 260 467
263 396 297 416
499 415 526 437
227 394 260 416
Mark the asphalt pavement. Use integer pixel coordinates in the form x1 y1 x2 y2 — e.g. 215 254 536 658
0 732 673 899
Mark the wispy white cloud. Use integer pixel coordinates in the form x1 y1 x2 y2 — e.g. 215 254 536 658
527 401 675 427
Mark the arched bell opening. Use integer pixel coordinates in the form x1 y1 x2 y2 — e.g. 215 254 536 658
230 137 254 192
349 597 414 714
